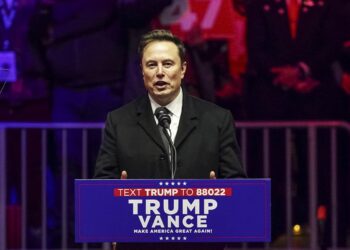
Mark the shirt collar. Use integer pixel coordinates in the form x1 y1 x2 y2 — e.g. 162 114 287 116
149 88 183 118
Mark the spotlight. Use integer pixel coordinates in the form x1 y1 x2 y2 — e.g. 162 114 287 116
293 224 302 236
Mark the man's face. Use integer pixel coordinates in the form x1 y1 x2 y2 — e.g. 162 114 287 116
141 41 187 106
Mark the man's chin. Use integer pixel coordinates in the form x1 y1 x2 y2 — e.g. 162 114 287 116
152 89 170 98
153 86 169 93
150 92 173 105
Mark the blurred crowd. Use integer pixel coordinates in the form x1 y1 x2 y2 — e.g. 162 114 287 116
0 0 349 122
1 0 350 248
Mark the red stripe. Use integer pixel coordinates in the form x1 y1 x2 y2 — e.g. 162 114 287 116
113 188 232 197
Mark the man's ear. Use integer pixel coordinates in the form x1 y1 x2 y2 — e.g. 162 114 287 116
181 61 187 77
182 61 187 70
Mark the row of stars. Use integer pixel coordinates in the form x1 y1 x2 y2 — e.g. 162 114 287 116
159 236 187 241
159 181 187 186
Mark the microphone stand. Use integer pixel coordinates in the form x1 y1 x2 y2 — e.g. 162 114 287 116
154 107 177 179
162 127 177 179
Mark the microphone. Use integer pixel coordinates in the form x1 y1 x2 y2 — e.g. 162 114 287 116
154 107 177 179
154 107 171 129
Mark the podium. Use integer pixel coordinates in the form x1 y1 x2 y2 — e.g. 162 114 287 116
75 179 270 243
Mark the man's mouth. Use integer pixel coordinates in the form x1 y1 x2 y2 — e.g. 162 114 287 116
154 81 168 89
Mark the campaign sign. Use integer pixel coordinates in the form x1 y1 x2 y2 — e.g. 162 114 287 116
75 179 270 243
158 0 237 40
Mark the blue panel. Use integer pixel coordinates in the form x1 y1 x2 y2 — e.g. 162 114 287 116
75 179 270 243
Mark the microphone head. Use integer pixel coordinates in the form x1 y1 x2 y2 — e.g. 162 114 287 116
155 107 171 128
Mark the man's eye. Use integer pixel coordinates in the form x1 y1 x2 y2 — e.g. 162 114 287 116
147 64 156 68
164 62 173 68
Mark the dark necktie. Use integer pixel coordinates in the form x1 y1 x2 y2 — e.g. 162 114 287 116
159 125 171 156
155 107 177 178
156 108 172 156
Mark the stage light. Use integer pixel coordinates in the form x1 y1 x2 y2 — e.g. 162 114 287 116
293 224 302 236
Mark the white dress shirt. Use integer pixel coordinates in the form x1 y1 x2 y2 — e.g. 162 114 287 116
149 88 183 142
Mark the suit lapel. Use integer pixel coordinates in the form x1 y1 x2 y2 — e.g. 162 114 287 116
174 92 198 148
136 96 166 152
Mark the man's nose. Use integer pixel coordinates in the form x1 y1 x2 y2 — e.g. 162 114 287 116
156 66 164 76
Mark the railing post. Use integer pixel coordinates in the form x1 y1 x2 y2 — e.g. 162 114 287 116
285 129 293 248
21 129 27 249
263 128 270 250
62 129 68 249
262 128 270 178
41 130 47 249
240 128 248 173
0 128 7 250
308 127 318 249
240 128 247 250
330 128 338 248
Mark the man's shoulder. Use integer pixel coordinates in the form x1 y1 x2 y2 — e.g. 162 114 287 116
188 95 229 114
186 95 233 122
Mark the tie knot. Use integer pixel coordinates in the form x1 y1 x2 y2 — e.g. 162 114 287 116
162 106 170 113
155 107 171 116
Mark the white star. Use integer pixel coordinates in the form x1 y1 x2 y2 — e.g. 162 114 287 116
165 182 169 186
177 237 181 240
177 182 181 186
183 182 187 186
165 237 169 240
159 182 163 186
160 237 163 240
171 182 175 186
171 237 175 240
183 237 187 240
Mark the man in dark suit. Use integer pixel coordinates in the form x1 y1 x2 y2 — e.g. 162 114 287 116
94 29 246 249
245 0 346 120
244 0 347 245
94 29 245 180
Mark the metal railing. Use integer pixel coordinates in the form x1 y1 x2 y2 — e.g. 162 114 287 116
0 121 349 250
236 121 350 250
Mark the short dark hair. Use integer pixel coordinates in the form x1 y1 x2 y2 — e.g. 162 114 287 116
138 29 186 63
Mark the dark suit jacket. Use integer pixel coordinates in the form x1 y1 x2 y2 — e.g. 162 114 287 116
94 91 245 250
94 90 245 179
